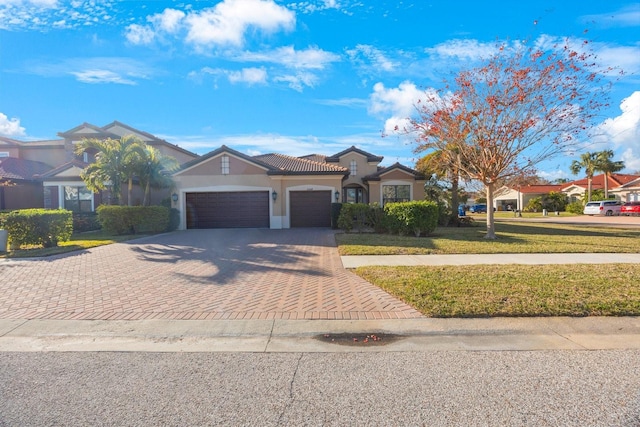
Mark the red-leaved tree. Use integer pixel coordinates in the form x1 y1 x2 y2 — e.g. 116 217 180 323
410 38 616 238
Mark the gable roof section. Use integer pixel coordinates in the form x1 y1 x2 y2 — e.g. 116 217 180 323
58 122 117 139
101 121 198 159
517 184 564 194
561 173 640 191
298 154 327 163
325 146 384 163
363 162 425 181
0 136 22 147
37 159 89 179
176 145 275 176
0 157 53 181
255 153 348 175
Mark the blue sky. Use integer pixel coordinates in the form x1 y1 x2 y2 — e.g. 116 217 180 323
1 0 639 180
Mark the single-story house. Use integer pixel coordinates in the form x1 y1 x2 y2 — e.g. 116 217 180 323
172 145 426 229
493 173 640 209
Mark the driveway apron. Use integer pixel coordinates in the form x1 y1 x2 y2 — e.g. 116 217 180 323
0 229 421 320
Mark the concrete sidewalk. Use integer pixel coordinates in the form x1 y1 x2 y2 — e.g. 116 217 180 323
341 253 640 268
1 317 639 353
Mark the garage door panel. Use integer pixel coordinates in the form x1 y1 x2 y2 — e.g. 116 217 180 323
290 191 331 228
186 191 269 229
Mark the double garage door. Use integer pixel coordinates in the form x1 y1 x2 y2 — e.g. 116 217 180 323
186 190 332 229
186 191 269 229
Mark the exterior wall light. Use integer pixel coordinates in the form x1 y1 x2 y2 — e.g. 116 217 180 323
334 191 340 202
171 193 178 202
272 190 278 201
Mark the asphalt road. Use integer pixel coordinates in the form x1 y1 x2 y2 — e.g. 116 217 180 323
1 350 638 426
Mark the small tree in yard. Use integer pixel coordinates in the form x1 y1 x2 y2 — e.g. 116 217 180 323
410 38 615 239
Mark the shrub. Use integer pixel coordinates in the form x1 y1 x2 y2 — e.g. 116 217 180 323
337 203 370 232
72 212 101 233
331 203 342 229
167 208 180 232
97 205 170 235
384 201 439 237
566 201 584 214
4 209 73 248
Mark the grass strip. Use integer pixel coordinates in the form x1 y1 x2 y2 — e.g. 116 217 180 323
337 221 640 255
1 231 138 258
354 264 640 317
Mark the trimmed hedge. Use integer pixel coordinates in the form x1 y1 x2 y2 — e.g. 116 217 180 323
3 209 73 248
73 212 101 233
337 203 371 232
97 205 170 235
384 201 439 237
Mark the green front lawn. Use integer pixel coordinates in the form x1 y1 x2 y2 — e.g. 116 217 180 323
355 264 640 317
340 220 640 317
336 221 640 255
1 231 139 258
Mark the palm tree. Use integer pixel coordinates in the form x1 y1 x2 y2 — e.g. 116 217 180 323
570 152 598 202
415 148 463 223
137 146 180 206
75 135 145 205
595 150 625 199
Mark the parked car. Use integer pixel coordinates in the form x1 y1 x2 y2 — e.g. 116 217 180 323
621 201 640 216
583 200 622 216
470 204 487 213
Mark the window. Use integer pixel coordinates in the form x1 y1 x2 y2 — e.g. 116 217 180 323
382 185 410 205
221 155 229 175
350 160 357 176
346 187 364 203
64 186 93 212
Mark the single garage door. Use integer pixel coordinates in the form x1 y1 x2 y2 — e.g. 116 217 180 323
186 191 269 229
290 190 331 227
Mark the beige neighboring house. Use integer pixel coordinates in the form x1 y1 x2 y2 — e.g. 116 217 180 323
493 173 640 209
173 145 426 229
0 121 198 211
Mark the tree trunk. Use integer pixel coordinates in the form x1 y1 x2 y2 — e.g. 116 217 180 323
127 178 133 206
587 177 592 202
450 174 460 225
143 182 150 206
604 173 609 199
484 183 497 239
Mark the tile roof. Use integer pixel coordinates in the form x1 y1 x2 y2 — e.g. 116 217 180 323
517 184 564 194
325 146 384 163
363 162 425 181
563 173 640 190
0 157 53 181
298 154 327 163
254 153 348 175
37 159 89 178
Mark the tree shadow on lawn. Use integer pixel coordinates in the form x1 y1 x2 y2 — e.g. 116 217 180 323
125 228 336 286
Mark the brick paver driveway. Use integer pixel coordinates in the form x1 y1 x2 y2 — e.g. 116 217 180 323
0 229 421 320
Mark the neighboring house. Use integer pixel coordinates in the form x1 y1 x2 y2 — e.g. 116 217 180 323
172 145 426 230
0 121 199 212
493 184 564 211
493 173 640 209
0 156 52 210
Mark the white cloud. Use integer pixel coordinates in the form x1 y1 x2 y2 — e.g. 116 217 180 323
151 8 185 34
70 69 137 85
0 0 57 7
346 44 398 72
26 57 153 85
184 0 295 48
237 46 340 69
125 23 155 45
273 71 318 91
228 67 267 85
368 81 427 135
580 5 640 28
0 113 26 137
0 0 119 30
425 39 500 61
595 91 640 170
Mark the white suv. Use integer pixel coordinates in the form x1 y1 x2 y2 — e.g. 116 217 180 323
583 200 622 216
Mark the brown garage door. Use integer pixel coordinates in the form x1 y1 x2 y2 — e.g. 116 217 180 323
186 191 269 229
290 190 332 227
